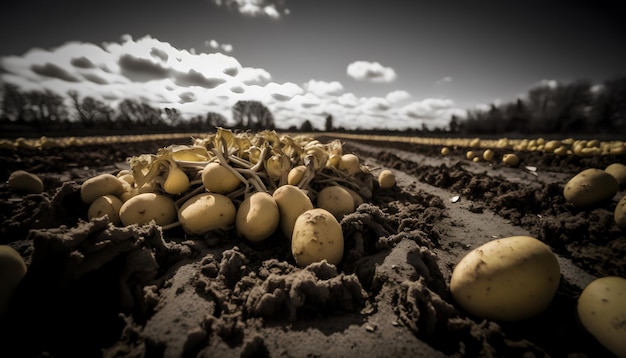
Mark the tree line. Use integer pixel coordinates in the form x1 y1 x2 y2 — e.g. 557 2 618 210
1 75 625 138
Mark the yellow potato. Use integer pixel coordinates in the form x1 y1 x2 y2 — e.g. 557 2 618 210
236 192 280 242
441 147 450 156
502 153 520 167
291 208 344 267
615 194 626 230
80 173 126 204
563 168 618 208
87 195 123 225
482 149 495 161
338 154 361 175
287 165 308 186
273 185 314 239
163 167 190 195
8 170 44 194
0 245 27 316
378 170 396 189
577 276 626 357
119 193 177 226
178 193 236 236
201 162 241 194
605 163 626 188
316 185 355 220
450 236 560 321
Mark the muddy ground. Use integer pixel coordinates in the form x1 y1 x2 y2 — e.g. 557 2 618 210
0 134 625 357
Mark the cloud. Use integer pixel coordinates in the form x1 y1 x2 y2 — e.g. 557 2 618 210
0 34 467 130
436 76 453 85
386 90 410 103
304 79 344 97
347 61 397 83
211 0 289 19
205 39 234 53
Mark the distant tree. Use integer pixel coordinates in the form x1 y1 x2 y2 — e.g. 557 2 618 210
164 107 183 128
300 120 314 132
69 91 114 128
232 100 275 130
448 115 460 133
1 83 27 122
325 114 334 132
117 99 163 128
206 112 227 129
24 89 68 130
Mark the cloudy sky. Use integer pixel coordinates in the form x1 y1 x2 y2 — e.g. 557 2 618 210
1 0 625 130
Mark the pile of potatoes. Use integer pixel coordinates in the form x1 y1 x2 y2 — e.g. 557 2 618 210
78 131 397 269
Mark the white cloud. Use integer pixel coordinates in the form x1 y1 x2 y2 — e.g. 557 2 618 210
205 39 234 53
537 79 558 89
304 79 344 97
211 0 289 19
347 61 397 83
0 34 467 130
386 90 410 103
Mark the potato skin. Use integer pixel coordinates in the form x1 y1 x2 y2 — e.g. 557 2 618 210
291 208 344 267
88 194 123 225
450 236 560 321
80 173 126 204
615 194 626 231
378 170 396 189
605 163 626 188
178 193 236 235
0 245 27 316
119 193 177 226
201 162 241 194
8 170 44 194
273 185 314 239
316 185 354 220
577 276 626 358
236 192 280 242
563 168 618 208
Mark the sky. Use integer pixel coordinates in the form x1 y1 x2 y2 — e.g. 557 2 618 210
1 0 625 130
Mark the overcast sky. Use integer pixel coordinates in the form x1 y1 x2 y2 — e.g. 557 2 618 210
1 0 625 130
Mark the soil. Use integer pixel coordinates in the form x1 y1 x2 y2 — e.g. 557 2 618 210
0 134 625 357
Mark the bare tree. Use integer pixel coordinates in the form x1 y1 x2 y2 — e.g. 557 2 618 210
232 100 275 130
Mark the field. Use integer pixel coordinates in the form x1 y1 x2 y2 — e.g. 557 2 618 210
1 132 625 357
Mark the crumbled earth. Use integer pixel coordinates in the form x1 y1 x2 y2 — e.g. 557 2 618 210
0 135 624 357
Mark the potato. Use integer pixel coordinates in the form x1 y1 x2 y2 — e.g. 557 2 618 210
291 208 344 267
441 147 450 156
378 169 396 189
87 195 123 225
316 185 355 220
343 187 364 208
605 163 626 188
482 149 495 161
119 193 177 226
0 245 27 316
563 168 618 208
202 162 241 194
287 165 307 186
615 194 626 230
163 167 190 195
236 192 280 242
466 150 476 160
577 276 626 357
338 154 361 175
178 193 236 236
273 185 314 239
80 173 126 204
8 170 44 194
450 236 560 321
502 153 520 167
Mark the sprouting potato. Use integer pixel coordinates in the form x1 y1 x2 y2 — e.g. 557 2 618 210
502 153 520 167
450 236 560 321
378 169 396 189
117 173 135 186
316 185 355 220
87 194 123 225
8 170 44 194
80 173 126 204
563 168 618 208
604 163 626 188
202 162 241 194
577 276 626 357
273 184 314 239
0 245 27 316
119 193 177 226
178 193 236 236
338 153 361 175
615 194 626 230
163 167 190 195
287 165 307 186
236 192 280 242
291 208 344 267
